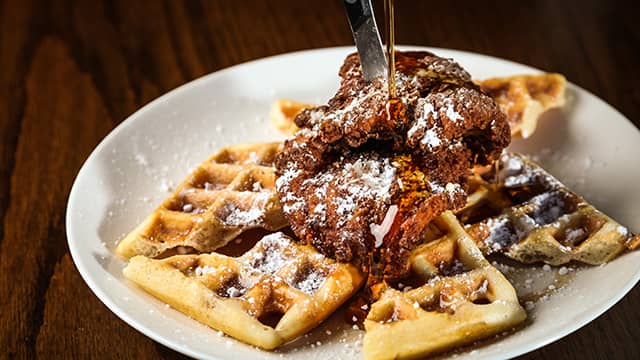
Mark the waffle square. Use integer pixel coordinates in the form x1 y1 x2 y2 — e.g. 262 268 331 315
115 142 288 259
458 152 639 265
123 232 364 349
363 212 526 360
478 73 566 138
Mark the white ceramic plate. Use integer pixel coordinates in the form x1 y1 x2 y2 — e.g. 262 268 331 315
67 46 640 359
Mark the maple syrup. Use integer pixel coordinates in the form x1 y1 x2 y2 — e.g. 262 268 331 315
346 0 471 324
384 0 396 99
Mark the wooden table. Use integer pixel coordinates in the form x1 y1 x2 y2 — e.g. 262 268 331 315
2 0 638 358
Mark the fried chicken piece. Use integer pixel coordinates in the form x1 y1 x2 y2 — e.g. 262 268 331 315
277 150 467 274
275 51 510 278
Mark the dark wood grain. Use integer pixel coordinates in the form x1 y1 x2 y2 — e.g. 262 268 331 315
1 0 638 359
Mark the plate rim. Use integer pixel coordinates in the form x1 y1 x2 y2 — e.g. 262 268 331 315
66 45 640 360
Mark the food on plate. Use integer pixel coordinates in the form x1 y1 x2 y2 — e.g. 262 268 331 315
458 152 640 264
116 142 287 259
119 145 638 356
479 73 566 138
116 50 636 358
123 232 364 349
274 51 510 279
269 73 566 138
364 212 526 360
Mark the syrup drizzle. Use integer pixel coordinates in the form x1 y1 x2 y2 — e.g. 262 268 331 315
345 0 400 324
384 0 396 99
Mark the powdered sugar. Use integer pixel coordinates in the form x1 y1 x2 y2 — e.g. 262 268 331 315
225 286 243 298
245 233 292 275
444 100 463 122
500 152 563 189
423 102 439 120
483 217 516 252
444 182 464 200
276 164 304 214
241 233 332 295
504 155 523 173
616 225 629 236
429 181 465 202
275 165 301 193
406 101 444 150
135 153 149 166
244 152 259 164
319 88 381 129
471 153 627 260
194 265 216 276
294 269 329 295
222 205 264 225
529 191 567 225
336 197 356 217
219 191 270 226
252 181 262 192
343 157 397 200
564 228 586 243
421 129 442 149
281 154 397 238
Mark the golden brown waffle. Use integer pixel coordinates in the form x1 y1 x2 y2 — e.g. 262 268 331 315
123 232 364 349
115 142 288 259
269 98 314 135
363 212 526 360
458 152 639 265
478 73 566 138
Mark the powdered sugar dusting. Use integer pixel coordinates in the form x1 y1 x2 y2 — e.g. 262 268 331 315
279 153 397 237
294 269 330 295
421 129 442 149
444 100 463 122
468 152 624 257
444 182 464 200
565 228 586 243
245 233 292 275
406 100 444 151
616 226 629 236
483 217 518 252
195 265 216 276
276 164 304 214
501 152 563 189
429 181 465 202
241 233 332 295
222 205 263 225
529 191 567 225
342 157 396 203
219 191 271 226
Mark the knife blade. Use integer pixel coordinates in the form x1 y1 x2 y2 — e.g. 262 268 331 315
343 0 387 82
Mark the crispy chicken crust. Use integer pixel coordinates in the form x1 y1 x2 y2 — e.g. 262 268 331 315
275 51 510 278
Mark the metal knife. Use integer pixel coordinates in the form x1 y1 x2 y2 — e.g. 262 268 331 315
343 0 387 82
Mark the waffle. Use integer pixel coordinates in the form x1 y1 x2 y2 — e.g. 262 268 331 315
457 152 639 265
115 142 288 259
363 212 526 360
478 73 566 138
123 232 364 349
269 98 314 135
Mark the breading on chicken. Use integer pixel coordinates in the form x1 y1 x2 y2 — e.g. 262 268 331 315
275 51 511 278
